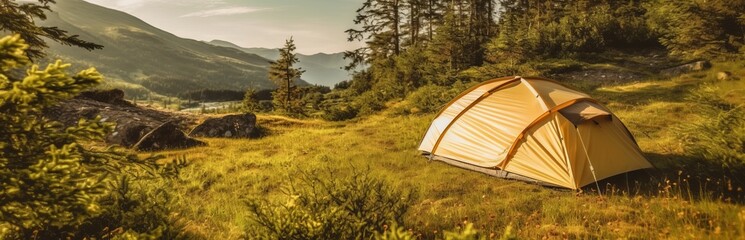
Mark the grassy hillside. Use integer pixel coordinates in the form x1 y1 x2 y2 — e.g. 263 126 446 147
208 40 351 87
152 62 745 239
40 0 307 97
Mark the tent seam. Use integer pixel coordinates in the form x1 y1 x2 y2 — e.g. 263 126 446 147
498 98 599 169
429 76 522 158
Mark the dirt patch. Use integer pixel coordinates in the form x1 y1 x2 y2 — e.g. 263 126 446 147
552 69 648 87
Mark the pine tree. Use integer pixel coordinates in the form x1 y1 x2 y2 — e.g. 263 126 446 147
0 0 103 59
425 8 470 85
269 37 305 115
423 0 446 41
345 0 405 69
0 34 167 238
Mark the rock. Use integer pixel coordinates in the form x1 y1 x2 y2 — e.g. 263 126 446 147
717 71 732 81
189 113 257 138
133 122 206 151
660 60 711 77
46 89 199 148
112 124 153 147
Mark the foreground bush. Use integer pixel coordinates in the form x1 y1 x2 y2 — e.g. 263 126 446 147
246 168 417 239
0 34 182 238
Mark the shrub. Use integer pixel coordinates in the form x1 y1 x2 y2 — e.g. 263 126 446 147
246 168 417 239
242 88 261 113
50 174 189 239
354 90 388 116
405 81 471 114
258 100 274 112
322 103 359 121
0 34 182 238
676 84 745 168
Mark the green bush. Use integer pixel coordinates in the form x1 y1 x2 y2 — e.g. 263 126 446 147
405 81 471 114
246 168 417 239
0 34 183 238
676 84 745 168
50 174 189 239
354 90 388 116
322 103 359 121
242 88 261 113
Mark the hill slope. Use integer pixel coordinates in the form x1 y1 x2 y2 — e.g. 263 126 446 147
209 40 350 87
41 0 306 97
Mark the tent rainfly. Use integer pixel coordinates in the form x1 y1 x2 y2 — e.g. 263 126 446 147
418 76 652 189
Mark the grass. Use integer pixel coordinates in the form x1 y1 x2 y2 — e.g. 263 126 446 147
153 62 745 239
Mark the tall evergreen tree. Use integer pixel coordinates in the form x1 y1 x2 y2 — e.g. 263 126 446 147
423 0 446 41
269 37 305 114
345 0 405 69
402 0 424 47
0 0 103 59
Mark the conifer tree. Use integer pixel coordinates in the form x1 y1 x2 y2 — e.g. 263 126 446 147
345 0 405 69
269 37 305 115
0 34 166 238
0 0 103 59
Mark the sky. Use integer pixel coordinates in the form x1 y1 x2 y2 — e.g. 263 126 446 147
84 0 365 54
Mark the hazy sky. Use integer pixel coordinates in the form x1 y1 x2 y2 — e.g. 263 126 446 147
84 0 364 54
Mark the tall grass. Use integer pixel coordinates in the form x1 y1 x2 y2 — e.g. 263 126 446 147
676 84 745 169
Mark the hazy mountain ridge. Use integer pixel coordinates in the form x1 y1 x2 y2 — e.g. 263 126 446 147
41 0 307 97
208 40 351 87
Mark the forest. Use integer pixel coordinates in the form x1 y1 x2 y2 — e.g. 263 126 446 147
318 0 745 120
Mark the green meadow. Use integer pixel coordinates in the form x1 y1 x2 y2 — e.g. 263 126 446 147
154 63 745 239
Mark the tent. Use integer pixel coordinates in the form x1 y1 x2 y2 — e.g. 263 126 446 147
418 76 652 189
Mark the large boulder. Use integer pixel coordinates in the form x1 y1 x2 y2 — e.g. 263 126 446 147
46 89 202 150
132 122 206 151
660 60 711 77
189 113 257 138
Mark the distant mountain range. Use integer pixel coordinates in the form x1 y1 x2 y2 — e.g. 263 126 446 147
207 40 351 87
40 0 307 98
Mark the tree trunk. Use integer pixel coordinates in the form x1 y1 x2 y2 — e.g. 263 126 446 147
285 65 290 108
393 0 401 55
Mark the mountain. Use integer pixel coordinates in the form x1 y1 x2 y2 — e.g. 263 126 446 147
208 40 351 87
40 0 306 98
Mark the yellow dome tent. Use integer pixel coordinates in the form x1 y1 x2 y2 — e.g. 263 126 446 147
419 76 652 189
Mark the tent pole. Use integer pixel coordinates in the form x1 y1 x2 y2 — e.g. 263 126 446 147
576 127 603 198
